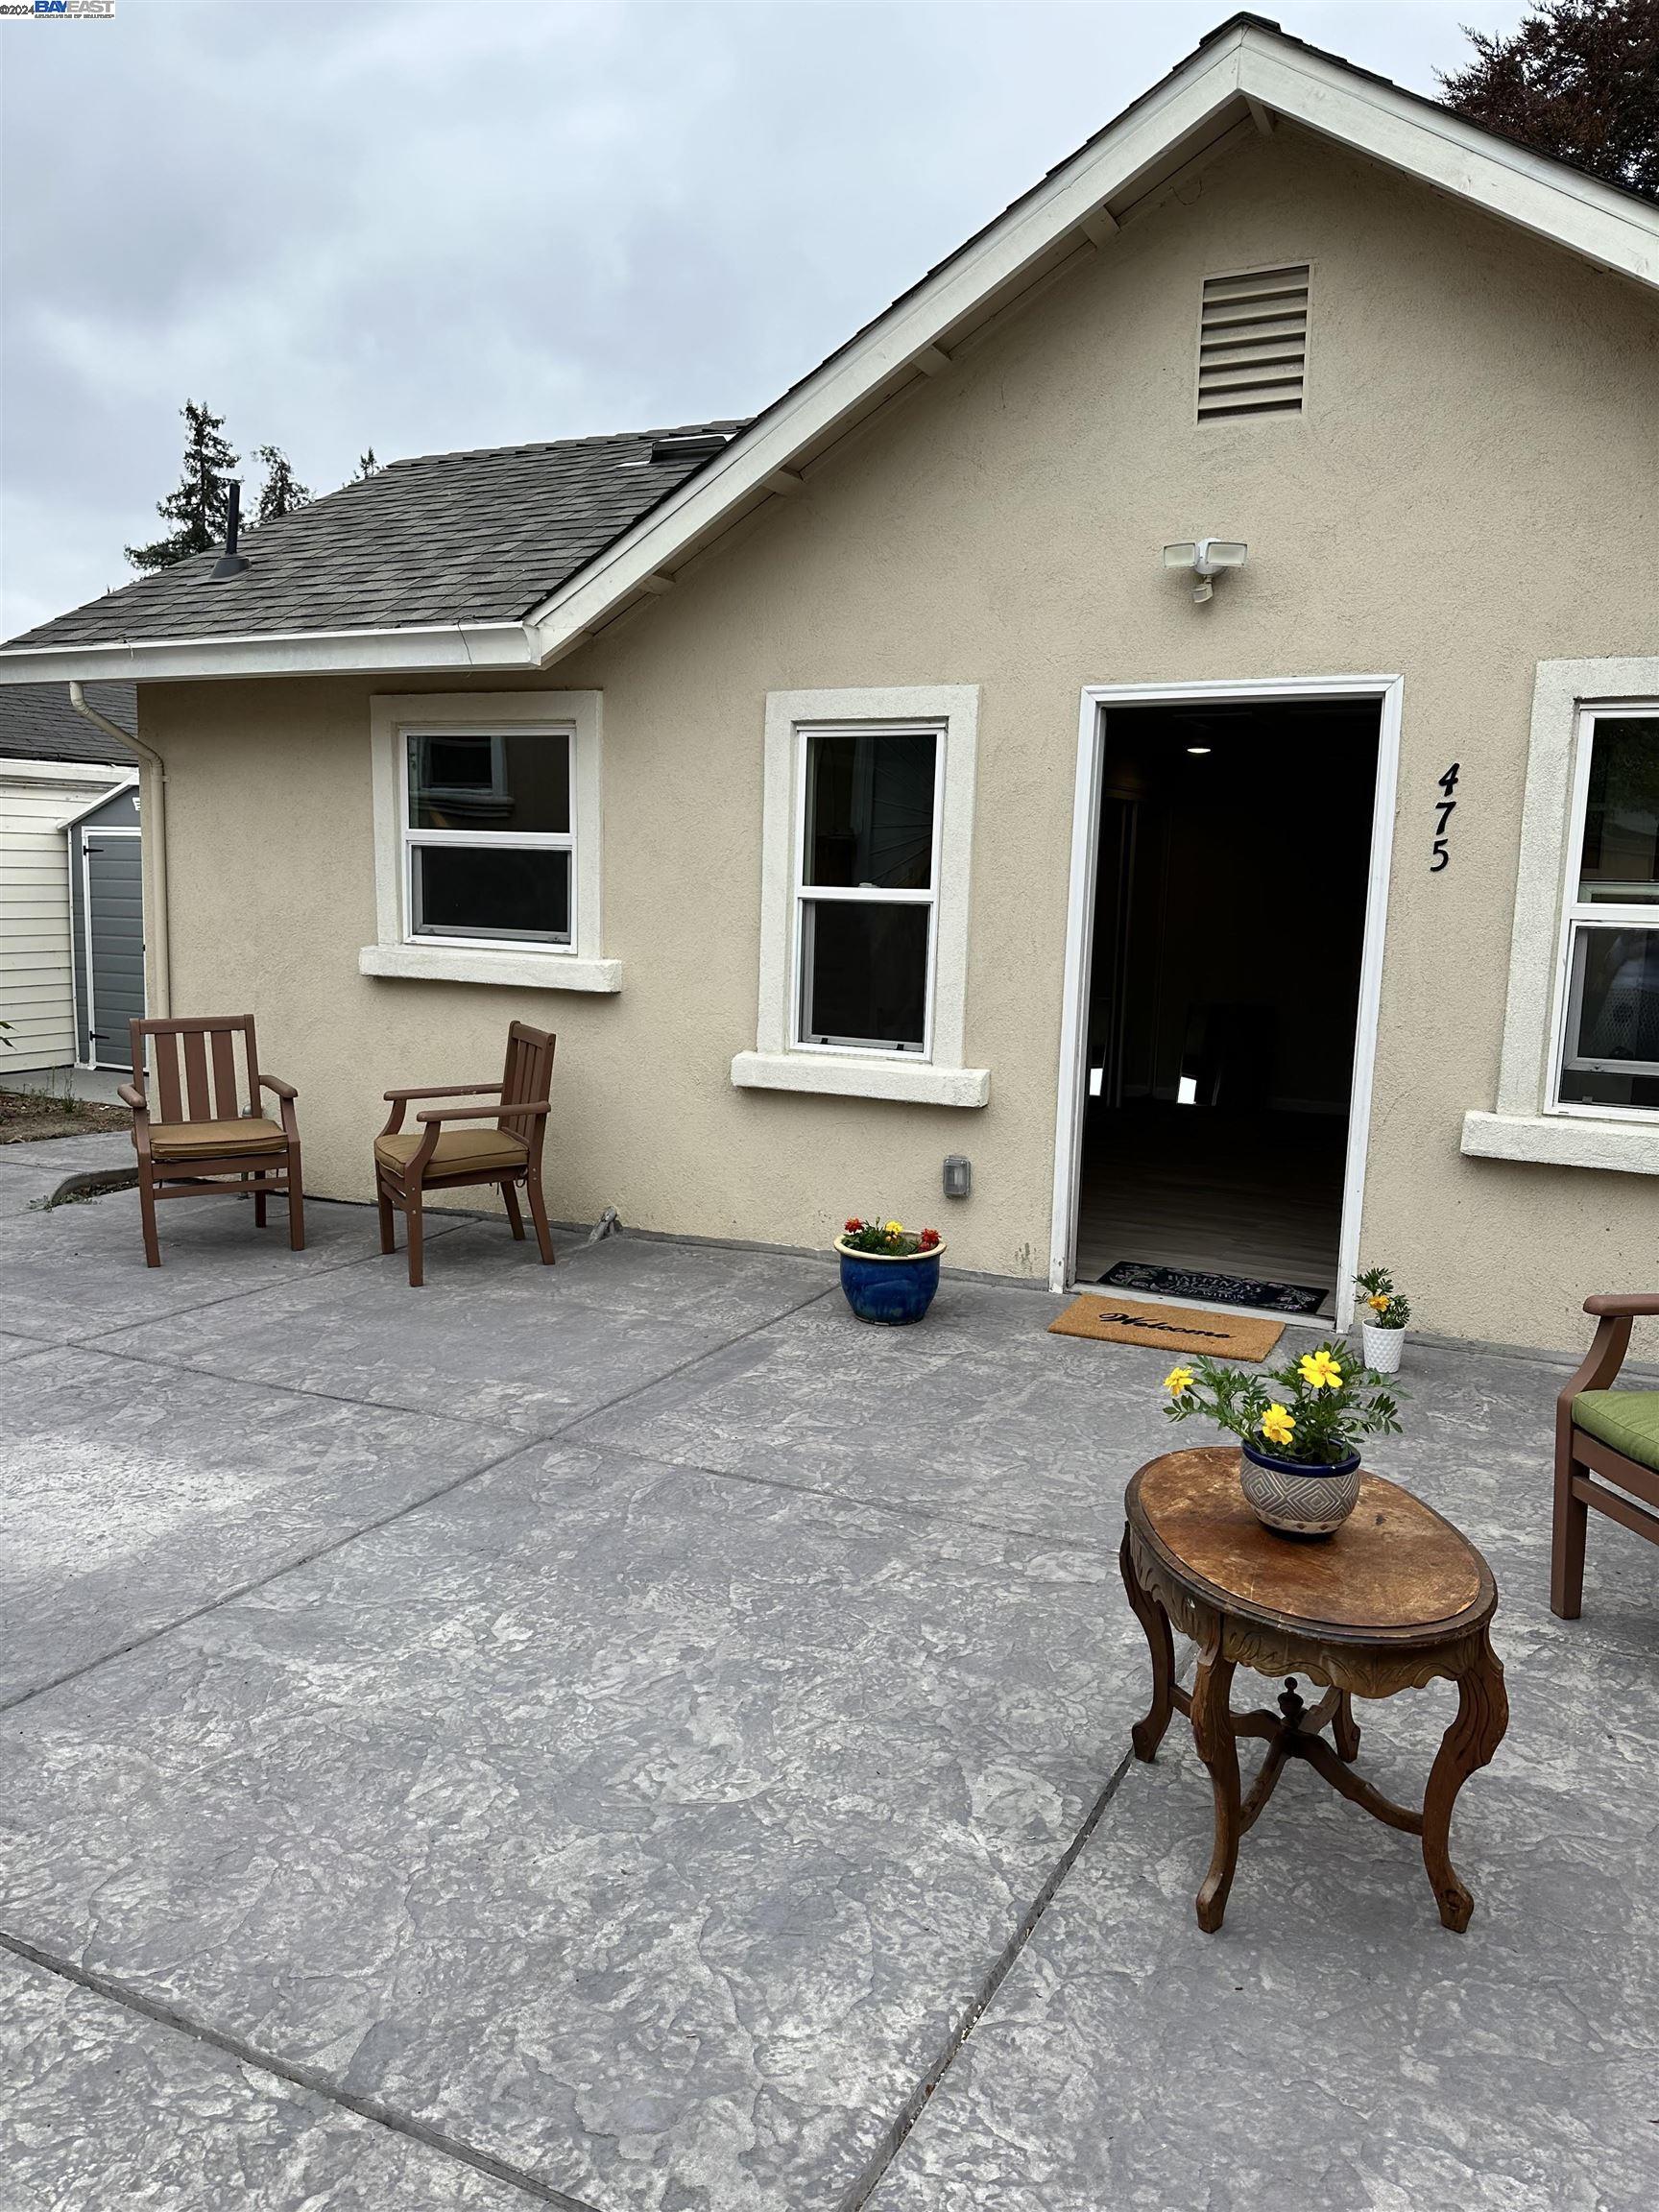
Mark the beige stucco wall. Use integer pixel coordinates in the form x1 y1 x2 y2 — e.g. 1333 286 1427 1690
141 126 1659 1353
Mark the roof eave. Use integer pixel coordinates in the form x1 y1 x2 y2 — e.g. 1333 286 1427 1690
1238 35 1659 289
0 620 537 686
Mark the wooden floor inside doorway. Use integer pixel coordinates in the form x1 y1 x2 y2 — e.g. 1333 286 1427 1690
1073 1106 1345 1316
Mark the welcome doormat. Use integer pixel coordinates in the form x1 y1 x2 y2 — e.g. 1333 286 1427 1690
1049 1294 1285 1361
1097 1260 1328 1317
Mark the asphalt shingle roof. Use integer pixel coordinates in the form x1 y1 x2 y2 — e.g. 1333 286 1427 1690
0 681 137 765
3 423 748 655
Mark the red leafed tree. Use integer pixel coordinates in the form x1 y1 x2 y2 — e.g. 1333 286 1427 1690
1439 0 1659 200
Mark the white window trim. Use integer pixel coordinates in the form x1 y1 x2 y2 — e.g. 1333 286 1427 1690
733 685 988 1108
360 691 619 993
1463 658 1659 1175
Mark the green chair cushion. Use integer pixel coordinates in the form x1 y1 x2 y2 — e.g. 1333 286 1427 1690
1574 1390 1659 1472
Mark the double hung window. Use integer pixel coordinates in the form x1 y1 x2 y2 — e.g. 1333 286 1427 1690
1554 709 1659 1115
404 726 573 948
794 727 941 1054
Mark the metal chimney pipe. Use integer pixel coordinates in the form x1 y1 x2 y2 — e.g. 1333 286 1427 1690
208 479 249 580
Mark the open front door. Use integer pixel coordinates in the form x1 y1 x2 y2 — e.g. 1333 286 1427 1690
1054 682 1400 1326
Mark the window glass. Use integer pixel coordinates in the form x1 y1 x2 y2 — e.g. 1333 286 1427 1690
805 732 936 888
799 902 928 1049
1578 717 1659 903
411 846 571 944
408 731 570 834
1558 925 1659 1110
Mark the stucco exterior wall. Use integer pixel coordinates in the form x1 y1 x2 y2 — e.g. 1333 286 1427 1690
141 127 1659 1353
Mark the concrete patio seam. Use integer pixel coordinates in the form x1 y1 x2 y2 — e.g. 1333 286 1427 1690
67 1333 541 1428
0 1339 62 1369
0 1282 846 1720
77 1271 847 1432
571 1429 1126 1560
840 1742 1139 2212
0 1928 602 2212
0 1426 540 1719
47 1205 474 1350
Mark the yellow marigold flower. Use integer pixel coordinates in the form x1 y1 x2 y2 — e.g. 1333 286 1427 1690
1164 1365 1194 1398
884 1219 903 1237
1260 1403 1296 1447
1298 1349 1344 1392
1368 1292 1390 1314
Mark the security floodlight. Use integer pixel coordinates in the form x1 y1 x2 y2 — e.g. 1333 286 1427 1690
1163 537 1248 603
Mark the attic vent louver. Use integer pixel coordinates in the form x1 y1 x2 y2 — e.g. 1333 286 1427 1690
649 431 732 463
1197 264 1310 421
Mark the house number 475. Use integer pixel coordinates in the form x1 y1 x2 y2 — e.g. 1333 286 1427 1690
1431 763 1459 873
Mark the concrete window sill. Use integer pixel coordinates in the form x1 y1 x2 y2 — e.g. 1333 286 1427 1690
1460 1110 1659 1176
359 944 622 994
731 1051 990 1108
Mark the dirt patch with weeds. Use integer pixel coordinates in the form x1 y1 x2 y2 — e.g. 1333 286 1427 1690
0 1089 130 1144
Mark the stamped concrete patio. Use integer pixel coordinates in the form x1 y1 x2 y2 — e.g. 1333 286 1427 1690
0 1131 1655 2212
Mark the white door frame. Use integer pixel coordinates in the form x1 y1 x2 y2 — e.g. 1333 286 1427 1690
1048 674 1404 1328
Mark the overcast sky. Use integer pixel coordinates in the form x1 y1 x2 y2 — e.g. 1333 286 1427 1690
1 0 1530 641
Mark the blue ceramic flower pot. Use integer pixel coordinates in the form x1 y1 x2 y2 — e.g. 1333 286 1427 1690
835 1238 945 1326
1238 1438 1363 1538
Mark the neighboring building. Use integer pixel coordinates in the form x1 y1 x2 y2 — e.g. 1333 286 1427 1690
0 682 138 1073
1 15 1656 1350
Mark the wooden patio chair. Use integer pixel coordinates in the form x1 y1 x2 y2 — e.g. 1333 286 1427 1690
374 1021 556 1287
121 1015 303 1268
1553 1292 1659 1618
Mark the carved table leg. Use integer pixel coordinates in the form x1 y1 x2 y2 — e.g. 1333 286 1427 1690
1190 1639 1241 1933
1422 1631 1508 1932
1118 1527 1175 1762
1333 1692 1361 1764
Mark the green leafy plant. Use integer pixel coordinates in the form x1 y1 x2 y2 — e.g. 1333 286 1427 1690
1162 1341 1404 1467
840 1214 940 1256
1355 1264 1411 1331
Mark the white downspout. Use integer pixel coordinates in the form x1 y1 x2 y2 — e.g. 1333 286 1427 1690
68 681 171 1017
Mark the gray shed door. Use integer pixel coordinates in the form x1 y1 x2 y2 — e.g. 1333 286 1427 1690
83 832 145 1070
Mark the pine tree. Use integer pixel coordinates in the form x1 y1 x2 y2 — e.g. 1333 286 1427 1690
252 445 312 524
1440 0 1659 201
354 448 381 480
125 399 239 573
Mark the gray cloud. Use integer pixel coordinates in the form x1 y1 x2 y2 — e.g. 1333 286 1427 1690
1 0 1527 638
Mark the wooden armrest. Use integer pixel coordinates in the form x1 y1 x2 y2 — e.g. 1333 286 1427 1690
259 1073 299 1101
1561 1301 1654 1408
117 1083 147 1113
415 1100 551 1123
383 1081 505 1102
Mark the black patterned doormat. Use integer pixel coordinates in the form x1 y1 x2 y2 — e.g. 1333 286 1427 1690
1096 1261 1329 1316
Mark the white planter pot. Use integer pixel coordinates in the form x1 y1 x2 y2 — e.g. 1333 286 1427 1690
1361 1322 1405 1375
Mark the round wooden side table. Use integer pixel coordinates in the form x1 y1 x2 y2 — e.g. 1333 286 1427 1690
1120 1446 1508 1934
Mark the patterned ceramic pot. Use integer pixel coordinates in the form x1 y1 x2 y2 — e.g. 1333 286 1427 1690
1361 1321 1406 1375
834 1237 945 1326
1238 1439 1363 1538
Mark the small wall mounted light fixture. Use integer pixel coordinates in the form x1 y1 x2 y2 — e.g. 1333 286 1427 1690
1163 537 1247 604
943 1154 972 1200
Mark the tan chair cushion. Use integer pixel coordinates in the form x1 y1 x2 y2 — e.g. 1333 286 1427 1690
374 1127 528 1177
149 1117 288 1161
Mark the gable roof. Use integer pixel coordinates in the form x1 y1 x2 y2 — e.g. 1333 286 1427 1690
0 680 137 766
0 424 747 676
4 12 1654 689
